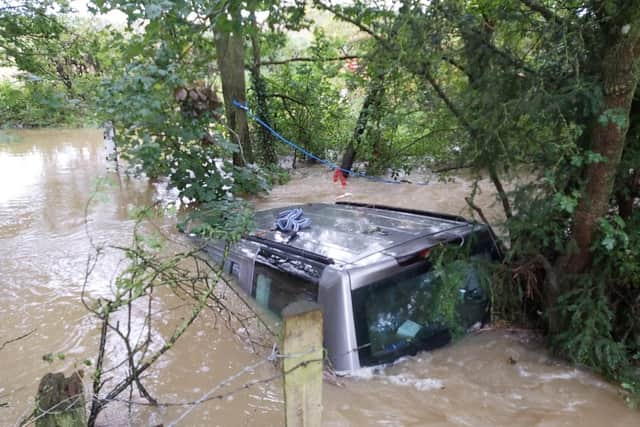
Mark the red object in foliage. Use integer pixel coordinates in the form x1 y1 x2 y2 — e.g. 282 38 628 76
333 169 347 188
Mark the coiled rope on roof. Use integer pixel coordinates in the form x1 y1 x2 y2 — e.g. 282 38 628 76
274 208 311 232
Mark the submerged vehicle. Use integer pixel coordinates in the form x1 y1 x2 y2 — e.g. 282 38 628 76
195 201 500 372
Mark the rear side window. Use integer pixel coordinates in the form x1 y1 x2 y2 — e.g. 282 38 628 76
251 262 318 316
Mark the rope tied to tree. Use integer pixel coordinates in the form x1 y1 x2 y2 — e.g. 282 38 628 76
232 100 431 186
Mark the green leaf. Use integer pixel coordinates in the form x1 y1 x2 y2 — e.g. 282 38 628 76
601 236 616 251
598 108 629 129
555 193 578 213
585 151 607 164
146 4 163 19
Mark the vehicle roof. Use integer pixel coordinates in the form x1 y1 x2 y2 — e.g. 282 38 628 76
249 202 479 267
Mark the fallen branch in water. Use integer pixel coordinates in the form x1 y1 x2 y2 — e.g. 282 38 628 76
0 328 36 352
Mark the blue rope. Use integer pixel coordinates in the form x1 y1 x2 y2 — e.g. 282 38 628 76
275 208 311 232
232 100 430 186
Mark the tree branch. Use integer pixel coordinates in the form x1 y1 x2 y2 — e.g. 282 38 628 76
258 55 360 67
423 70 476 135
313 1 391 48
488 164 513 219
519 0 557 21
442 55 471 77
397 127 459 154
421 71 514 220
102 282 216 405
265 93 307 106
0 328 36 351
465 196 491 225
433 163 471 174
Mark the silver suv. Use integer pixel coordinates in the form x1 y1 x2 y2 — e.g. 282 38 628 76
196 202 500 372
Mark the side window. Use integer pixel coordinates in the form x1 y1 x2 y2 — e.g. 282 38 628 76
252 263 318 316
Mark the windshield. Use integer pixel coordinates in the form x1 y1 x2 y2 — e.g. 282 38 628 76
351 258 488 366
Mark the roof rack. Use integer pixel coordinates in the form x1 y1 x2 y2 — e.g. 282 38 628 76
245 235 335 265
334 201 468 223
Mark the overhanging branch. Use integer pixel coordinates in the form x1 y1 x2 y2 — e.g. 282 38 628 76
519 0 558 21
258 55 360 66
313 0 390 48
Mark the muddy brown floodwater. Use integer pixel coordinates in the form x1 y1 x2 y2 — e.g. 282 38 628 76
0 129 638 427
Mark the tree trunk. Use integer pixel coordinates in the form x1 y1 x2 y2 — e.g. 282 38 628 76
339 143 357 172
36 372 85 427
617 170 639 219
615 95 640 220
55 61 74 94
215 14 254 166
339 78 385 174
249 12 277 166
566 33 640 274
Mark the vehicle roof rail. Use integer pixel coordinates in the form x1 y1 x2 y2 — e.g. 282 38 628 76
334 201 469 223
246 235 335 265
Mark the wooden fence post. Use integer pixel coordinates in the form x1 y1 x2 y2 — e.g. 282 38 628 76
281 301 323 427
35 372 85 427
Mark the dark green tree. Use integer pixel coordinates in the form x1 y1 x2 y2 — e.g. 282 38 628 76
316 0 640 398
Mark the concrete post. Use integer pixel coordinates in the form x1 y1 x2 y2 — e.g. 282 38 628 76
281 301 323 427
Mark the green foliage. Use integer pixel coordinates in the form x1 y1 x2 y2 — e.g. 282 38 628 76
263 164 291 186
552 211 640 402
0 1 68 76
597 216 630 252
552 274 640 406
179 199 254 242
429 252 467 338
427 243 493 339
599 108 629 130
553 279 628 376
98 53 272 205
89 0 297 209
0 3 122 127
0 80 91 127
315 0 640 402
261 30 354 163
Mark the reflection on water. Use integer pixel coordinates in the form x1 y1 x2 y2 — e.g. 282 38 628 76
0 129 638 426
0 147 43 205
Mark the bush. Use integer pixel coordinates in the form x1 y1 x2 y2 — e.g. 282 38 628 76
551 212 640 405
0 80 92 128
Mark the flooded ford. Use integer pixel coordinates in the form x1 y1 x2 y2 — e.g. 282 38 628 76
1 130 638 426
